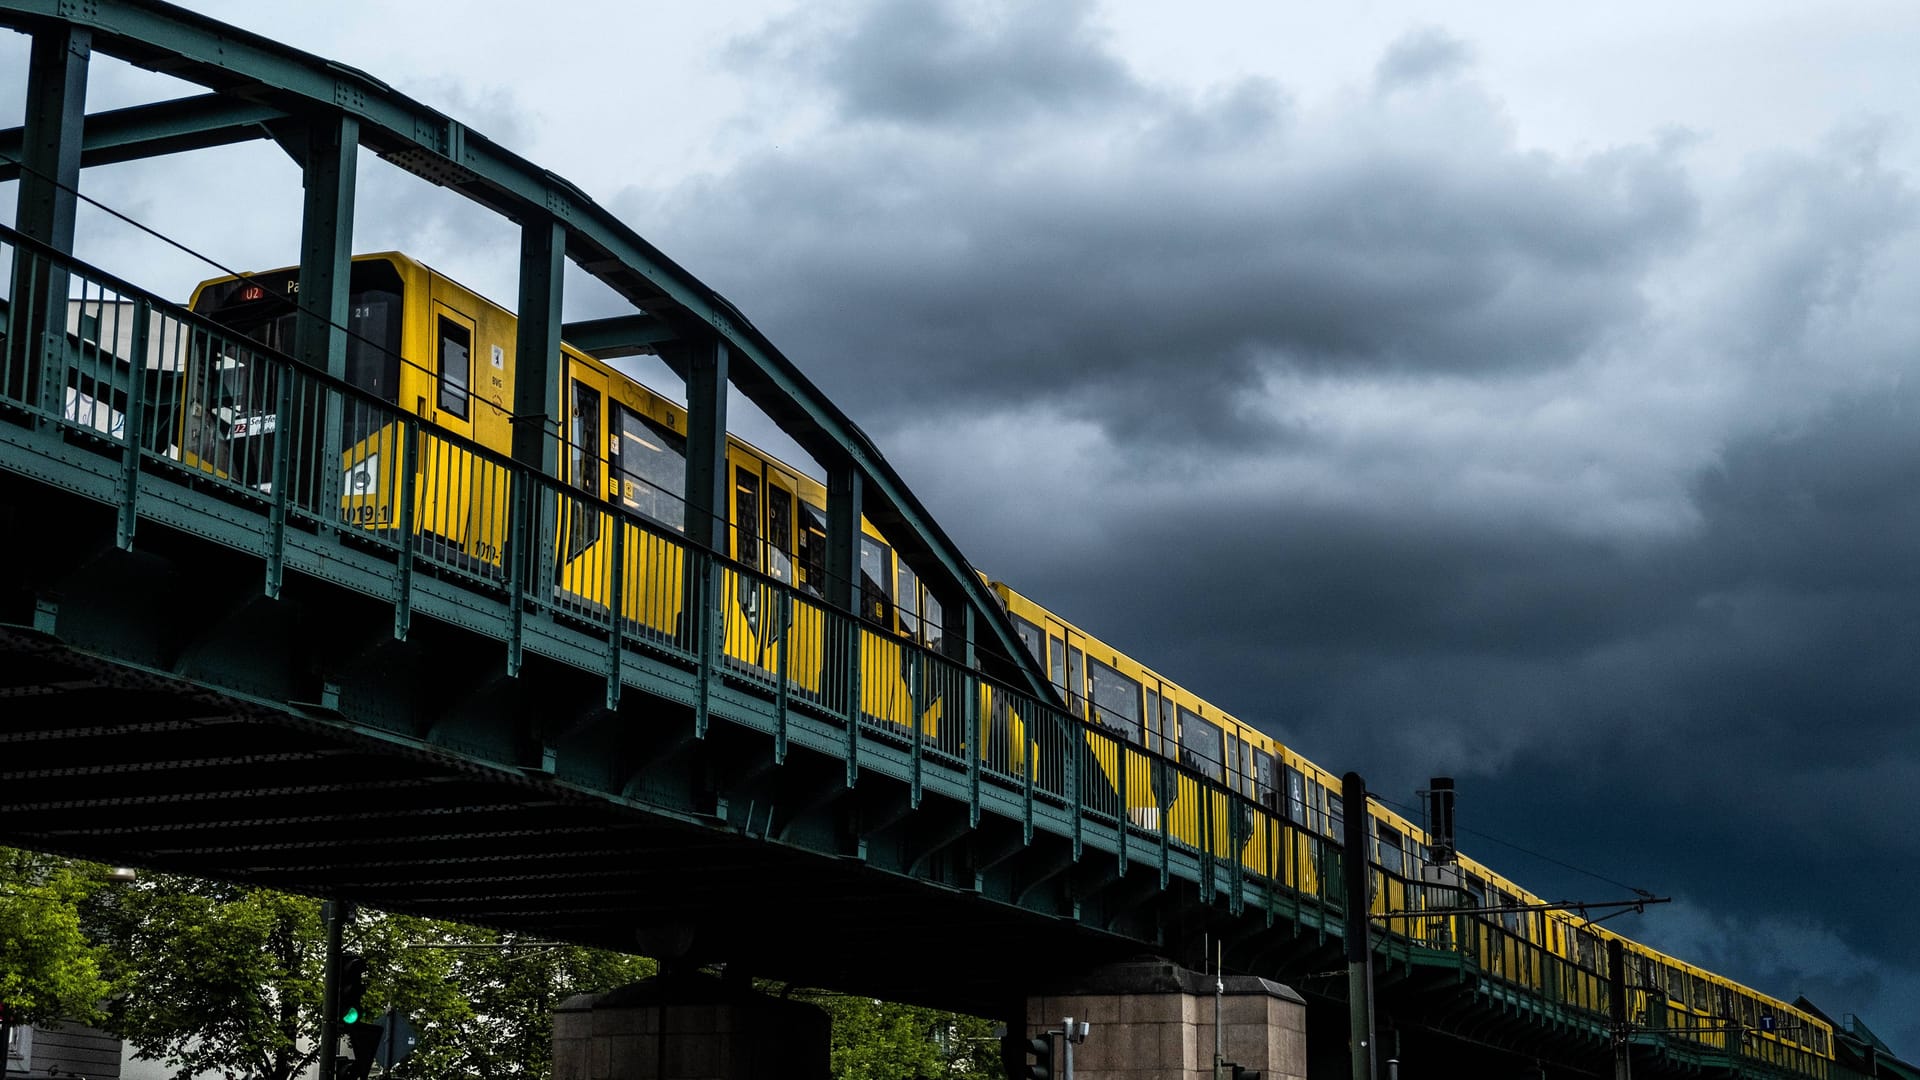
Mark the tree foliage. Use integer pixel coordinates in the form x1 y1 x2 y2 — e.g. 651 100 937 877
8 848 1000 1080
806 994 1001 1080
85 869 652 1080
0 848 115 1028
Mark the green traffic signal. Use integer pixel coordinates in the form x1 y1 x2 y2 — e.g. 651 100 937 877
338 954 369 1027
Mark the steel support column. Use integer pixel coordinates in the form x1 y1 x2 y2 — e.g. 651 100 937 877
1343 770 1377 1080
682 337 730 553
827 464 863 783
293 113 357 379
12 25 87 249
9 23 89 414
682 336 729 737
512 217 565 475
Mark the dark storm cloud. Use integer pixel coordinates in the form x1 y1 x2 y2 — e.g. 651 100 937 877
734 0 1140 127
635 13 1694 447
629 0 1920 1045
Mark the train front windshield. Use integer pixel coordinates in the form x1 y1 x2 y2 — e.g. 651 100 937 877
183 264 403 489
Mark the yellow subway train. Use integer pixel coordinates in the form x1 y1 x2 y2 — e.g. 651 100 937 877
177 253 1832 1072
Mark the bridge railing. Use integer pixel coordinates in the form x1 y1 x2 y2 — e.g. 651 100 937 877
0 226 1347 915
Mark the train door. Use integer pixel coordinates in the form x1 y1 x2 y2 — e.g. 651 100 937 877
764 466 825 693
724 445 768 664
854 529 919 727
555 363 612 606
416 302 478 556
607 401 686 638
1043 619 1088 721
723 446 811 682
1246 746 1277 877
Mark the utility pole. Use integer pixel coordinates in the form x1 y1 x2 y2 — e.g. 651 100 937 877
318 900 353 1080
1342 771 1377 1080
1608 937 1631 1080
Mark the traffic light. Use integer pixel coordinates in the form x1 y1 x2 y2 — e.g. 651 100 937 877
333 953 384 1080
1022 1034 1053 1080
337 954 368 1026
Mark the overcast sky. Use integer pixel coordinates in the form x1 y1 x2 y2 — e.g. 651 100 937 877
5 0 1918 1051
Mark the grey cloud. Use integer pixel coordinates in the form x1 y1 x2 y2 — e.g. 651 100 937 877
1374 27 1473 93
735 0 1141 128
636 67 1695 449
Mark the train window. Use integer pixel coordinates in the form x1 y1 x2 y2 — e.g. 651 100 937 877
1087 658 1142 741
797 503 827 594
1238 739 1254 797
1691 978 1708 1012
766 486 793 585
1049 637 1066 694
345 298 397 398
437 316 470 418
897 561 921 640
344 295 400 443
567 380 601 559
1285 767 1306 823
1144 689 1163 752
859 536 892 625
1253 750 1276 808
1179 708 1223 781
612 407 686 530
1067 646 1086 719
1716 987 1733 1018
1160 695 1177 757
1013 616 1045 666
1377 824 1405 876
1227 734 1243 791
734 467 760 570
921 592 943 651
1328 793 1344 837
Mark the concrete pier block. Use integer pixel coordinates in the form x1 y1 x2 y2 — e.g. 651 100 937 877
554 972 828 1080
1025 960 1306 1080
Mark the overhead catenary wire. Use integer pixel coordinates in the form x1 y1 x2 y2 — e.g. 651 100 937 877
1372 790 1658 901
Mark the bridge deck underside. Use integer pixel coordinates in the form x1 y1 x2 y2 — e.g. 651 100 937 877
0 619 1143 1014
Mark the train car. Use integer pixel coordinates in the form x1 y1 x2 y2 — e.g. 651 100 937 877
178 253 951 733
988 581 1835 1069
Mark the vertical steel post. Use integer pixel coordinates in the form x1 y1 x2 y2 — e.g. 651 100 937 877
909 647 924 807
10 24 88 415
507 218 565 677
393 417 418 640
116 300 151 550
512 217 565 476
682 338 730 553
960 605 981 826
1609 936 1632 1080
11 25 86 247
294 113 357 533
1342 771 1377 1080
826 464 863 783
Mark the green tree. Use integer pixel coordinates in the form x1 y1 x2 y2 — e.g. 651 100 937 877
0 848 117 1048
94 874 324 1080
356 917 654 1080
90 870 654 1080
807 994 1001 1080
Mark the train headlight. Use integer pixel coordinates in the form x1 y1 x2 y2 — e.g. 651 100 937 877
347 453 380 496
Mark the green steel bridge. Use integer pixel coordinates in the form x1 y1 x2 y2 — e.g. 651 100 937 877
0 4 1908 1079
